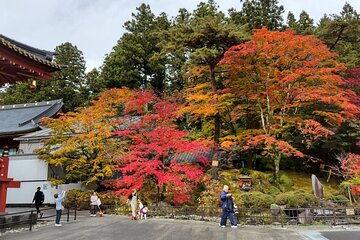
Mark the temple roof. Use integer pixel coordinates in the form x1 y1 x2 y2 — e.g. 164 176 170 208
0 35 56 63
0 99 63 136
172 149 214 163
14 128 52 141
0 34 61 85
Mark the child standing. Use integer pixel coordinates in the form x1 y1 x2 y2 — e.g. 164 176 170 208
97 197 103 216
54 190 66 227
141 205 148 220
138 199 148 220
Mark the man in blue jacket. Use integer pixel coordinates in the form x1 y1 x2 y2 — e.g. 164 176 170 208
220 185 238 228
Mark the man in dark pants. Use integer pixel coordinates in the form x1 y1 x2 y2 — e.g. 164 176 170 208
220 185 238 228
32 187 44 218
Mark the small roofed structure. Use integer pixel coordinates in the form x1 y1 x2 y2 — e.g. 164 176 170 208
0 34 61 85
239 175 252 192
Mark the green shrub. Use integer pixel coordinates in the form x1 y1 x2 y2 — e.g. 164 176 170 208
242 191 274 209
287 191 319 207
229 190 246 209
274 193 291 206
274 191 319 207
251 182 279 195
279 174 293 190
240 168 250 175
219 169 241 186
198 179 223 207
250 170 273 184
64 189 120 209
268 186 281 195
332 194 349 204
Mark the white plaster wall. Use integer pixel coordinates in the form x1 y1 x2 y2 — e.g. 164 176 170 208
6 136 86 204
18 141 43 154
8 154 48 180
7 181 52 204
7 181 84 204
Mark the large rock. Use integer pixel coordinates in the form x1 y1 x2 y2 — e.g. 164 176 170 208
270 204 282 215
298 209 314 224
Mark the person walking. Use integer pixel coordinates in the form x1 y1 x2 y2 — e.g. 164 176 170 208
127 189 138 220
90 192 99 217
32 187 44 218
220 185 238 228
54 190 66 227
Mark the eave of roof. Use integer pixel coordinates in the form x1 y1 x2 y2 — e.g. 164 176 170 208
13 128 53 141
0 35 61 69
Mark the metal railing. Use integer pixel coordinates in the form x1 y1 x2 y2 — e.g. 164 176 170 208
0 206 77 232
112 205 360 226
2 205 359 231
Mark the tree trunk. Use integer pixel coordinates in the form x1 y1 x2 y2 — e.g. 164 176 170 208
346 173 353 205
347 185 352 205
274 156 281 183
157 186 160 205
258 98 267 134
210 65 220 179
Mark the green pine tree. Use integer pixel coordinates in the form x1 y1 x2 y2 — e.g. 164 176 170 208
230 0 284 31
160 0 249 178
101 4 170 93
316 2 360 67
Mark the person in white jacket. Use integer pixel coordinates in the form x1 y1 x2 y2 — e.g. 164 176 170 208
90 192 99 216
54 190 66 226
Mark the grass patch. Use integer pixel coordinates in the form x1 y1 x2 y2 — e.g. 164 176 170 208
281 170 341 198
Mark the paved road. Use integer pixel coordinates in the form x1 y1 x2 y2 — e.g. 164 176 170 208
296 226 360 240
321 230 360 240
1 214 304 240
1 212 360 240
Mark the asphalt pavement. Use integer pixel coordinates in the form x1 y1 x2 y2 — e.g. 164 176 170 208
1 210 360 240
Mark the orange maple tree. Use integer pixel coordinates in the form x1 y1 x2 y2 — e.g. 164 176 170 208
37 88 132 185
220 27 359 180
38 88 209 204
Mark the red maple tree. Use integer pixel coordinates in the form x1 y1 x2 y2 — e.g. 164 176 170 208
340 153 360 196
110 89 209 204
345 67 360 148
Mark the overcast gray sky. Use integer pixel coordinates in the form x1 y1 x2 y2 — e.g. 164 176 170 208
1 0 358 71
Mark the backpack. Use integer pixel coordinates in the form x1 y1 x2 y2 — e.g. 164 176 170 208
225 197 234 212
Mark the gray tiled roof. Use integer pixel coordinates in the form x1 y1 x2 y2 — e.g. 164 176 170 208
0 99 63 135
172 149 214 163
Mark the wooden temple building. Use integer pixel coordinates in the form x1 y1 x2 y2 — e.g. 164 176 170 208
0 35 70 210
0 34 60 85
